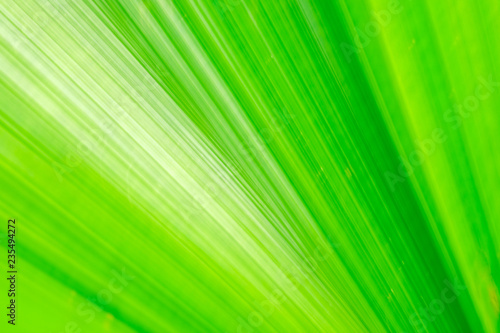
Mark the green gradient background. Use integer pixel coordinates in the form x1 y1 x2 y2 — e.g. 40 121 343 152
0 0 499 332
